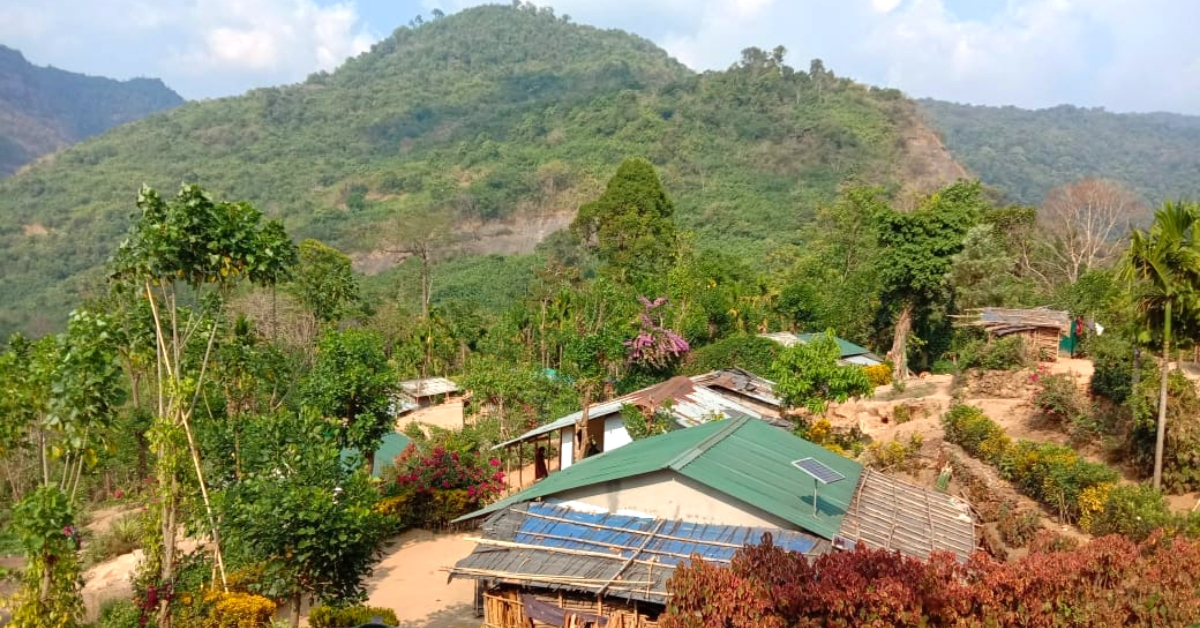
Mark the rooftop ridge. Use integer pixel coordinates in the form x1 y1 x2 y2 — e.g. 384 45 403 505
667 416 750 471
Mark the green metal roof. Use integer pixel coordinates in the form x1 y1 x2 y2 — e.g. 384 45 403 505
794 332 873 359
341 431 412 478
456 417 863 540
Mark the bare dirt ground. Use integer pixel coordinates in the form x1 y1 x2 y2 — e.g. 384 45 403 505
360 529 478 628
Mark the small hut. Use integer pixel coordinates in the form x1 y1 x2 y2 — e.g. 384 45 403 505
956 307 1071 361
449 502 828 628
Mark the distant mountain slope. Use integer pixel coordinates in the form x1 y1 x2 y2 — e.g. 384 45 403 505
0 45 183 177
0 5 965 336
920 99 1200 206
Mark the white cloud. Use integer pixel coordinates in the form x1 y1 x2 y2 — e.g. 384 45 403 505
0 0 374 98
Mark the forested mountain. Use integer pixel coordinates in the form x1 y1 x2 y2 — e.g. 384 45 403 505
0 4 965 337
0 45 183 177
920 99 1200 206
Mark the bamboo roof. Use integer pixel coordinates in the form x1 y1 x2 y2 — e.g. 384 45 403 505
836 469 976 562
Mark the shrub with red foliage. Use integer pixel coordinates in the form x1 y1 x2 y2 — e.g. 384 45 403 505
391 444 504 526
662 532 1200 627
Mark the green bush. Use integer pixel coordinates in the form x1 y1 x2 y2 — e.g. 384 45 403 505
1088 484 1174 541
98 598 142 628
680 334 778 376
1032 372 1086 426
959 336 1029 371
942 404 1118 523
942 404 1010 465
83 511 146 566
309 605 399 628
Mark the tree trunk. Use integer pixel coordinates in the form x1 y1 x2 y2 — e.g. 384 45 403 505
575 388 592 463
888 304 913 382
290 591 302 628
1154 303 1172 490
420 249 431 319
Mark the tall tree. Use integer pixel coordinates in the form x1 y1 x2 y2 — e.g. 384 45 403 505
571 158 678 288
382 207 455 319
875 181 984 378
945 224 1019 309
1041 178 1142 285
110 184 296 617
1119 200 1200 489
302 328 397 471
291 239 360 326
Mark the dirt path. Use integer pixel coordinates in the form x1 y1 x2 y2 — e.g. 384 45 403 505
360 529 478 628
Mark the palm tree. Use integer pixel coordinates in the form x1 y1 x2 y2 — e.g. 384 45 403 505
1119 201 1200 489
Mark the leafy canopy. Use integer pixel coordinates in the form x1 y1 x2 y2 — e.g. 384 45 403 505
302 328 397 455
769 331 873 416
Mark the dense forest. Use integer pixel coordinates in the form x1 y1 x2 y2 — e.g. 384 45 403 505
921 98 1200 206
0 45 182 178
0 3 963 338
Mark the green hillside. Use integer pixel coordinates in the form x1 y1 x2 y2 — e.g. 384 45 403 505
920 99 1200 206
0 45 183 177
0 4 963 337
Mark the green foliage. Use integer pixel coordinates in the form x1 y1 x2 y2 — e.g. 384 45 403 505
945 223 1019 309
112 184 296 290
944 403 1118 522
8 486 83 628
996 503 1040 548
1087 485 1174 541
958 336 1029 371
0 6 943 338
864 433 923 472
1087 332 1151 404
1031 372 1086 427
97 599 142 628
391 444 505 527
769 331 873 415
676 334 778 376
291 239 360 324
308 605 398 628
572 158 678 287
219 414 391 607
82 511 146 567
302 328 397 457
941 404 1010 465
1132 369 1200 491
921 99 1200 205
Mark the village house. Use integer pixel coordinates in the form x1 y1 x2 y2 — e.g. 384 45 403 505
954 307 1072 361
490 369 790 481
759 331 885 366
451 417 976 627
393 376 465 431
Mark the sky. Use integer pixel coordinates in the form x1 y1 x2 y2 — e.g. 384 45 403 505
0 0 1197 114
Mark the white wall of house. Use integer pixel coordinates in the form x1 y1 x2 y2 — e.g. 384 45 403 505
551 470 795 529
559 429 574 470
603 415 633 452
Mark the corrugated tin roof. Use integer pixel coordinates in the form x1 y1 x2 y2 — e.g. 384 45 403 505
837 468 976 562
690 367 783 410
460 417 863 540
449 502 829 605
340 431 412 478
399 376 459 397
492 375 770 449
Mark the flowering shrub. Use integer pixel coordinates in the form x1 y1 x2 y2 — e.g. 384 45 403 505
625 296 689 370
863 363 893 387
208 592 276 628
393 444 505 527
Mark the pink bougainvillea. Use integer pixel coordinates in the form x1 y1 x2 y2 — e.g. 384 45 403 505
626 296 689 369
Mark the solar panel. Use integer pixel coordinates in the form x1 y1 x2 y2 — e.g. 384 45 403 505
792 457 846 484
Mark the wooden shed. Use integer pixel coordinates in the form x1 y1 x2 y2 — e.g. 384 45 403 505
956 307 1071 362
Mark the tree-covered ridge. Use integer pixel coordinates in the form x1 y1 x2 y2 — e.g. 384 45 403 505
920 98 1200 206
0 45 183 177
0 3 961 338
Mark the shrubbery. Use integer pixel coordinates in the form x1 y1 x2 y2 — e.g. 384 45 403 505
97 599 141 628
862 363 893 387
1030 371 1086 427
942 405 1117 522
679 334 777 376
309 605 399 628
390 444 505 527
663 533 1200 627
958 336 1029 371
209 591 276 628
